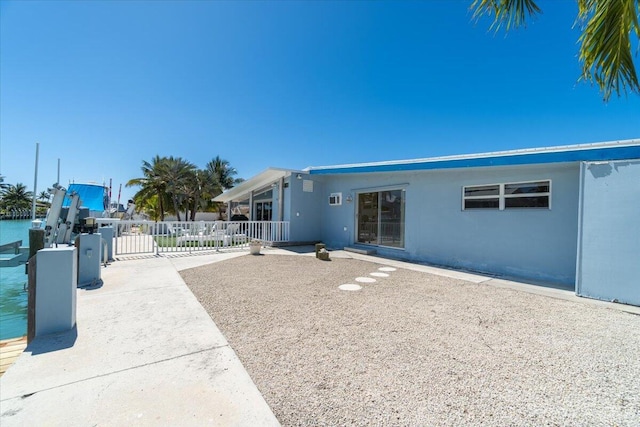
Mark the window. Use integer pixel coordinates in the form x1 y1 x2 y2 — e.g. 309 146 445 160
255 201 272 221
463 180 550 210
329 192 342 206
463 185 499 209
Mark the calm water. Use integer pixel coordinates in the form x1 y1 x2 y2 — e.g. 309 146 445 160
0 219 31 339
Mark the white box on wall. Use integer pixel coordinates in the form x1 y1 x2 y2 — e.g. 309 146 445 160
329 192 342 206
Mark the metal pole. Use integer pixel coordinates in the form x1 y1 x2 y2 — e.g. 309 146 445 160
32 142 39 220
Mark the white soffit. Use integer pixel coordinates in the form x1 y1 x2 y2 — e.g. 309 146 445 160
212 168 302 203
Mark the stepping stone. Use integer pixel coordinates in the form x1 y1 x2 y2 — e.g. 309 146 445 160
355 277 376 283
378 267 396 272
370 272 389 277
339 284 362 291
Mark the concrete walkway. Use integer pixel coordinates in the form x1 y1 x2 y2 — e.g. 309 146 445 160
0 254 280 426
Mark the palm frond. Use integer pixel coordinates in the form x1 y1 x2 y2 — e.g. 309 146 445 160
577 0 640 101
471 0 542 31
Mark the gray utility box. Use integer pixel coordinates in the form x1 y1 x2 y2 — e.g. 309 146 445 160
99 226 114 261
76 233 102 287
35 246 77 337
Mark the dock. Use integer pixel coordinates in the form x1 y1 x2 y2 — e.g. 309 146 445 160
0 336 27 377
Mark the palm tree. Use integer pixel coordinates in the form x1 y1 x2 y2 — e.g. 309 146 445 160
38 191 50 204
183 169 207 221
127 155 240 221
0 183 33 210
135 194 162 222
127 155 169 221
203 157 241 220
160 156 196 221
0 175 9 194
471 0 640 101
206 156 238 191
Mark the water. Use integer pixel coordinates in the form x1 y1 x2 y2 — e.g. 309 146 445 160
0 219 31 339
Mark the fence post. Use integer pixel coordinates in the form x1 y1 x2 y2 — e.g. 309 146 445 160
154 222 159 256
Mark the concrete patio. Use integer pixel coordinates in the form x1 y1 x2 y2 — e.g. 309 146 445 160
0 252 278 426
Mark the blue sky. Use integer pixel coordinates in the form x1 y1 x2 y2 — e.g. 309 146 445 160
1 0 638 203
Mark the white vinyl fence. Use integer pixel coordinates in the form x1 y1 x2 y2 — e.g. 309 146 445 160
95 219 290 256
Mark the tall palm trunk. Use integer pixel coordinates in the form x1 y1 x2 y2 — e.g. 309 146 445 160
172 196 181 221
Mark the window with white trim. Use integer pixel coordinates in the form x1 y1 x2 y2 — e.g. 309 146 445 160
463 180 550 210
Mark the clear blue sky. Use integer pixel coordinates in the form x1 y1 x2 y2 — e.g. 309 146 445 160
1 0 638 203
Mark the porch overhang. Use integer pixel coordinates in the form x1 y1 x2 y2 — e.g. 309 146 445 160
212 168 305 203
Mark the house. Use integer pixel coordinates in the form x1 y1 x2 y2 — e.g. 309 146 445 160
213 139 640 306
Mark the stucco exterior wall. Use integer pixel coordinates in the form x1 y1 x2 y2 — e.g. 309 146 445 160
314 163 580 285
576 159 640 306
286 176 324 242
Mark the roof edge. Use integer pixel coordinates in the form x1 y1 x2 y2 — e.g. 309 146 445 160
306 138 640 172
306 139 640 174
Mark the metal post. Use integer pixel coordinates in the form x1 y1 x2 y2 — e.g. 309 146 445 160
32 142 39 220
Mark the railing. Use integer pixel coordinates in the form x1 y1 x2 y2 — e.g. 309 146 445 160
95 219 290 257
0 240 22 255
357 221 403 245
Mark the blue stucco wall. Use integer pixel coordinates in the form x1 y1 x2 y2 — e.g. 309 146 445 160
316 163 580 285
576 160 640 306
286 176 324 242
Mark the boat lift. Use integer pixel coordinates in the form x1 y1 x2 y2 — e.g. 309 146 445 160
43 185 81 247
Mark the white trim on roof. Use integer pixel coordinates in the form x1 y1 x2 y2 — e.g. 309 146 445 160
212 168 306 203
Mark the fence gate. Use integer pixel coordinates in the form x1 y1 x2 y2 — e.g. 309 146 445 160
96 219 157 256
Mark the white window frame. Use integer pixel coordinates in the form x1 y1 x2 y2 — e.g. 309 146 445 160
329 192 342 206
462 180 551 210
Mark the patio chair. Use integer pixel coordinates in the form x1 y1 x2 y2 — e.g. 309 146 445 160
176 223 219 246
166 223 184 237
222 223 248 246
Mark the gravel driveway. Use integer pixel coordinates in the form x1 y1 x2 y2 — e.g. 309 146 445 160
181 254 640 426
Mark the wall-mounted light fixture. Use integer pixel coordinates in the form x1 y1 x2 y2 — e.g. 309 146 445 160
345 195 353 203
296 173 302 180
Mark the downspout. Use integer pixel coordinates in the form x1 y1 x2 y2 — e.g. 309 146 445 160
278 177 284 221
249 191 254 220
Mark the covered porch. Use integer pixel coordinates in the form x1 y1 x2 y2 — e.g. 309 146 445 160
213 167 318 245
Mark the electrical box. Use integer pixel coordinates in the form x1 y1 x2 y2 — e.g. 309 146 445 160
76 233 102 287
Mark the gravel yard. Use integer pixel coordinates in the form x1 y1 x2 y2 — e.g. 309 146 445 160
181 254 640 426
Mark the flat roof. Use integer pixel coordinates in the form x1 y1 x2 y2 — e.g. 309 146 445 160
307 139 640 175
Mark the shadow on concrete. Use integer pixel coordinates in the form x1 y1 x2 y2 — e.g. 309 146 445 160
273 245 316 254
26 325 77 355
79 279 104 291
360 251 576 292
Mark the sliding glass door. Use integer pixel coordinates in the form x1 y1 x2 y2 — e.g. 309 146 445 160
357 189 405 248
255 201 272 221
